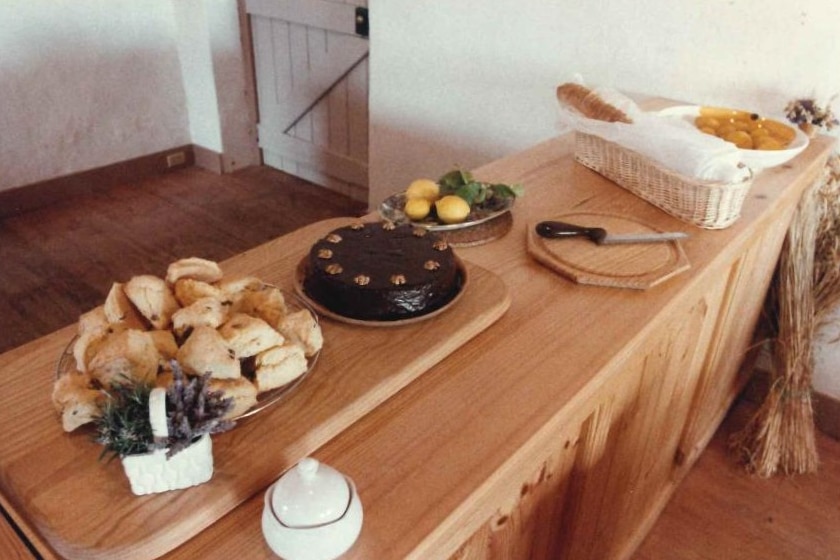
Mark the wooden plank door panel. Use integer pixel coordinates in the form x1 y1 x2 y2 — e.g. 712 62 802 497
247 0 369 201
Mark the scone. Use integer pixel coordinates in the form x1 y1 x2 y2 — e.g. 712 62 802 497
231 284 287 327
217 275 263 297
176 325 241 379
87 329 160 387
253 342 308 392
148 329 178 359
166 257 224 285
103 282 147 329
217 275 264 309
155 369 174 389
218 313 285 358
208 377 258 419
124 274 180 330
171 297 229 338
52 371 103 432
173 277 223 307
72 327 111 373
77 306 109 335
277 309 323 357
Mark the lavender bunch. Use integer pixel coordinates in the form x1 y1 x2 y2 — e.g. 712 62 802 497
94 363 235 461
164 361 235 458
785 98 838 132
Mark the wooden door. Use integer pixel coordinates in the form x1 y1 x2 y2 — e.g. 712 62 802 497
246 0 369 203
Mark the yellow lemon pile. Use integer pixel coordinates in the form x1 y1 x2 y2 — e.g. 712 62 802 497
403 179 471 224
406 179 439 202
434 195 471 224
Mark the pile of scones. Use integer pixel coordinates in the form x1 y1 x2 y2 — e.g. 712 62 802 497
52 257 323 432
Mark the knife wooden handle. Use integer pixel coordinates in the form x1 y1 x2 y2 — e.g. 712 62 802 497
535 221 607 244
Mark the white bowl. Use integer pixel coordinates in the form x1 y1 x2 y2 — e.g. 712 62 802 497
658 105 809 170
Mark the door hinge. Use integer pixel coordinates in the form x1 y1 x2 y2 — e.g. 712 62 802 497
355 7 369 38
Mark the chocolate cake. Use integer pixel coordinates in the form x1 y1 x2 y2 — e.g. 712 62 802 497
302 221 461 321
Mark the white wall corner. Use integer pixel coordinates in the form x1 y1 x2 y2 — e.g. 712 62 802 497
814 304 840 400
171 0 259 172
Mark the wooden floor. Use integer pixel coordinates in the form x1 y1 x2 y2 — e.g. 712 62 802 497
632 400 840 560
0 165 366 354
1 165 838 559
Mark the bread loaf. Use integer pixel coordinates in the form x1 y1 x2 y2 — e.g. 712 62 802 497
556 83 633 124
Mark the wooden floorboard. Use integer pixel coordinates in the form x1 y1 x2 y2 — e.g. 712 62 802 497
632 399 840 560
0 165 366 353
1 165 838 559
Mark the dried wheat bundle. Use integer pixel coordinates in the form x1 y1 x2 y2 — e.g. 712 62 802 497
731 173 822 476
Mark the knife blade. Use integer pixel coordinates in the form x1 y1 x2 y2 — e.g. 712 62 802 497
535 221 688 245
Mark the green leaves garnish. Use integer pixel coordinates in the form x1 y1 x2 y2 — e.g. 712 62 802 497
437 169 524 207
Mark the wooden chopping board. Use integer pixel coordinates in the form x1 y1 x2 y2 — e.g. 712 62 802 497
526 212 690 289
0 217 511 560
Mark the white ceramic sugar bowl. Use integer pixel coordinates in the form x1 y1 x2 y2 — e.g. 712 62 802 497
262 457 363 560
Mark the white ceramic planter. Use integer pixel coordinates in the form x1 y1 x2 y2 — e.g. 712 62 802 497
119 387 214 496
120 434 214 496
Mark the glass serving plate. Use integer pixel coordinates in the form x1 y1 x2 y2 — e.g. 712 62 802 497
56 290 320 422
379 192 515 232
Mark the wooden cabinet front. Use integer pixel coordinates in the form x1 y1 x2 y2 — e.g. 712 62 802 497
156 134 834 560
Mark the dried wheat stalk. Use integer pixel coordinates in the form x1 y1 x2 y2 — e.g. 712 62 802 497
730 155 840 476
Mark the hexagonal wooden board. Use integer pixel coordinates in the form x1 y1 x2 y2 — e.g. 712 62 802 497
527 212 690 289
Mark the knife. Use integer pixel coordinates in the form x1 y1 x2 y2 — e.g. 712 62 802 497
535 221 688 245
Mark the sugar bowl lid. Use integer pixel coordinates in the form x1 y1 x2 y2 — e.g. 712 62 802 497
271 458 351 528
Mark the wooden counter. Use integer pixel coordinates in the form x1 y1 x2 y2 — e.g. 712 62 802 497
1 131 834 560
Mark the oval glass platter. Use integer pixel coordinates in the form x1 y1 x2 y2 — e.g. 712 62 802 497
379 192 514 232
56 290 320 422
293 256 469 327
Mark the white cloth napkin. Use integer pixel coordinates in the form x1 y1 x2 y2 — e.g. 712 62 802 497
558 88 751 183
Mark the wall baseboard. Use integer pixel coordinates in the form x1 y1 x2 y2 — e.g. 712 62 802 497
0 145 195 219
193 144 224 174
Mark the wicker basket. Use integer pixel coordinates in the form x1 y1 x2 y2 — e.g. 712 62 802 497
574 132 753 229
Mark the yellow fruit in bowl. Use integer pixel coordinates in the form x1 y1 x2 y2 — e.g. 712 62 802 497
723 130 753 149
435 195 471 224
405 179 440 202
404 197 431 221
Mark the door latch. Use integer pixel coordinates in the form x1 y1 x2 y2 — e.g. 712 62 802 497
355 7 369 38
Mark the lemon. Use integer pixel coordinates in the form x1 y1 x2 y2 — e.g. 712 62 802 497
406 179 440 202
404 197 431 221
435 195 471 224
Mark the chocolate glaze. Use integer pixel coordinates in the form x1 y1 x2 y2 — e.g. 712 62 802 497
303 222 460 321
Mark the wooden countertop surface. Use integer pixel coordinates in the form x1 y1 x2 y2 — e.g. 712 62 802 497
1 127 834 559
165 132 834 559
0 220 510 559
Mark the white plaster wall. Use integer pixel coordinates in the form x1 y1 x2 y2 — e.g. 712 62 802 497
172 0 258 171
0 0 190 191
815 308 840 399
172 0 223 153
368 0 840 204
204 0 259 171
368 0 840 398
